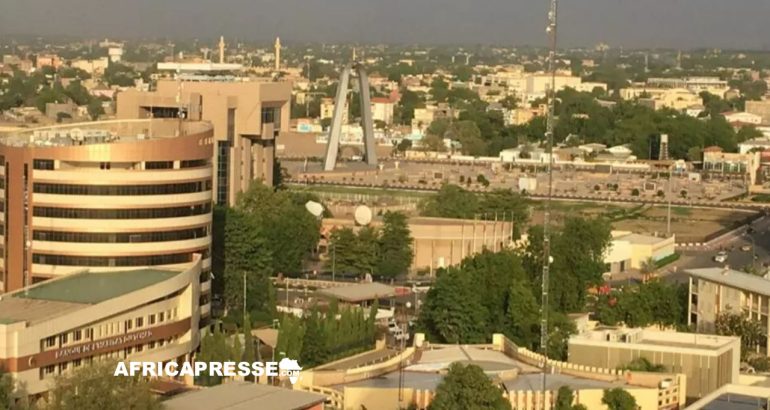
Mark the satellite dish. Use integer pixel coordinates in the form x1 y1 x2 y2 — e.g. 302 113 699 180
354 206 373 226
305 201 324 217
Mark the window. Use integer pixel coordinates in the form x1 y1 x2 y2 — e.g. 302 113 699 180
33 203 211 219
181 159 208 168
159 312 165 323
33 181 211 196
86 328 93 340
73 330 82 342
33 227 208 243
40 365 55 379
149 314 156 325
136 345 144 353
124 347 133 356
216 141 231 204
136 317 144 328
32 250 207 267
73 359 82 368
149 341 156 349
145 161 173 170
44 336 56 348
59 362 68 372
124 320 132 332
33 159 54 170
99 162 111 170
59 333 68 345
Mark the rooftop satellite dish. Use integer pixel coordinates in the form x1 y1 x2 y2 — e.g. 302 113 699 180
354 205 373 226
305 201 324 217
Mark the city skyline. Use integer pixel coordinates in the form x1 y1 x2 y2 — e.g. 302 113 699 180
2 0 770 50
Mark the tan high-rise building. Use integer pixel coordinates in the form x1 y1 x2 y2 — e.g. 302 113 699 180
0 119 214 326
117 78 291 205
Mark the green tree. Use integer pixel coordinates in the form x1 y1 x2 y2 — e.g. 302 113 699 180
555 386 587 410
45 361 161 410
418 268 487 343
602 388 638 410
429 363 511 410
448 120 486 156
428 118 452 139
377 211 414 278
242 312 256 363
715 312 764 359
421 134 447 152
619 357 666 373
419 184 479 219
87 99 105 120
0 368 11 410
221 208 275 321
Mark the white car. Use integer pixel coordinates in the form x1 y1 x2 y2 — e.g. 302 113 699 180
714 251 728 263
393 329 410 342
387 322 401 334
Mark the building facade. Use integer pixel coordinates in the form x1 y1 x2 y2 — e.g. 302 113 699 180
568 328 740 399
0 120 213 325
0 260 201 399
688 267 770 355
117 78 291 205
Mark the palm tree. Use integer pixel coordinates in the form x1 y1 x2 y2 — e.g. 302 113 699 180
640 257 656 283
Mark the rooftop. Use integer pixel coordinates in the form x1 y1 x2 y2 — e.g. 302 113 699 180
162 382 326 410
0 268 181 325
570 327 739 352
687 267 770 297
686 384 770 410
317 282 397 303
0 119 210 148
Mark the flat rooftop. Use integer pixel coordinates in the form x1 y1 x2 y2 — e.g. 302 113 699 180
571 327 738 351
0 268 180 325
687 267 770 297
162 382 326 410
0 119 210 148
318 282 397 303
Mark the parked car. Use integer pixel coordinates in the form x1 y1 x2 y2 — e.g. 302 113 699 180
741 245 753 252
387 321 401 334
393 329 410 342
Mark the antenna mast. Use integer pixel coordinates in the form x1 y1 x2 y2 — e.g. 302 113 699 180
541 0 559 408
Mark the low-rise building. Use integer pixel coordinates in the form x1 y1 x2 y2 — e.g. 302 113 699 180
605 232 676 273
746 100 770 125
568 327 740 399
724 112 763 126
0 259 202 400
163 382 326 410
702 146 761 185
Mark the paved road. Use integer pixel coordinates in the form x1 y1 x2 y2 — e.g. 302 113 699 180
663 217 770 283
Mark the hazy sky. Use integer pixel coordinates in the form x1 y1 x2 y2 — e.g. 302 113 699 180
2 0 769 49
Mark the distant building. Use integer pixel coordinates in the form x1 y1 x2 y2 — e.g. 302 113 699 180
569 327 740 399
687 267 770 354
701 146 761 185
723 112 762 126
371 97 395 125
745 100 770 125
35 54 62 70
117 78 290 205
686 384 770 410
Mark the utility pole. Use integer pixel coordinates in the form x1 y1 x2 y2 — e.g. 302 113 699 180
667 166 673 236
541 0 559 408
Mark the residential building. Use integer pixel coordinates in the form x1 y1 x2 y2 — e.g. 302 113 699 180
320 97 348 124
524 73 582 101
746 100 770 125
723 112 762 126
35 54 62 70
0 119 213 329
411 103 456 132
687 267 770 354
0 259 202 399
117 78 291 205
739 137 770 154
568 327 740 398
163 382 326 410
70 57 110 76
605 231 676 273
371 97 395 125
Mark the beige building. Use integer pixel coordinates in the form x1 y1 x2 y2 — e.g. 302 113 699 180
702 146 761 185
746 100 770 125
688 267 770 355
568 327 740 399
295 333 686 410
0 258 201 401
117 78 291 205
0 120 213 326
620 87 702 112
605 231 676 273
321 217 514 275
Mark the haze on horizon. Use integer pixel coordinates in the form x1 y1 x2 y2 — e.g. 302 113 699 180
1 0 770 50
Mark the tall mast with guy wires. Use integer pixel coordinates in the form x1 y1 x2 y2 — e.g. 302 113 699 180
540 0 559 408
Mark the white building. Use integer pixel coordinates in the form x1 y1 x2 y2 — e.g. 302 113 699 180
723 111 763 126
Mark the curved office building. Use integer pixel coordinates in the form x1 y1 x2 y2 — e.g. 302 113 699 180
0 119 214 321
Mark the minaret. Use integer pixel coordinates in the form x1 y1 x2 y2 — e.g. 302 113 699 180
274 37 281 71
218 36 225 64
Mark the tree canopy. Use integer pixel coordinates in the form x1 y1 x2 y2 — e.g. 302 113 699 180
602 388 638 410
429 363 511 410
44 361 161 410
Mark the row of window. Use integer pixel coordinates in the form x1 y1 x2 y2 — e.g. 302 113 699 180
33 203 211 219
33 159 55 170
39 337 180 380
32 250 208 267
33 227 208 243
42 308 180 351
181 159 209 168
145 161 173 170
33 180 211 196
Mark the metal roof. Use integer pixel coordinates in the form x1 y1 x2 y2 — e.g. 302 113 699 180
163 382 326 410
687 267 770 297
